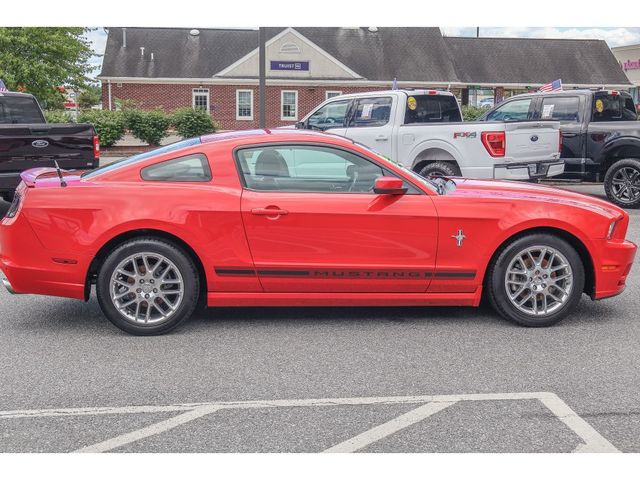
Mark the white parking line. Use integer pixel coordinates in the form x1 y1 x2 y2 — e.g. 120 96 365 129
323 401 457 453
0 391 620 453
75 405 221 453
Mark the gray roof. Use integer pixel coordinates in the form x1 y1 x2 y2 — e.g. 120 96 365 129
444 36 631 86
99 27 631 86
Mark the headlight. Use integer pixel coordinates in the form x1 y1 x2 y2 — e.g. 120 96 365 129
607 220 618 239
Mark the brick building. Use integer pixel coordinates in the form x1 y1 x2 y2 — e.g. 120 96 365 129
98 27 632 130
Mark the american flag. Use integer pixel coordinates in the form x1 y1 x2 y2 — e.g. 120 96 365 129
0 79 8 92
539 79 563 92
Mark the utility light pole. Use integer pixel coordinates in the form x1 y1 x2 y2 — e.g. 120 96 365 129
259 28 266 129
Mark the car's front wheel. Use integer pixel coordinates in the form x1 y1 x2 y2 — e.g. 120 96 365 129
96 237 200 335
487 234 584 327
604 158 640 209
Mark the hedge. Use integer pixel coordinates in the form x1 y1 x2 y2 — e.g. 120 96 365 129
461 105 487 121
44 110 75 124
78 110 127 147
172 108 218 139
125 109 171 146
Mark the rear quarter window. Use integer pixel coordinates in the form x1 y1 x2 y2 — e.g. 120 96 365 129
141 154 211 182
404 95 462 123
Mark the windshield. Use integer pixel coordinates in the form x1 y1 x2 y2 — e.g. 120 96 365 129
82 138 202 179
353 142 440 193
0 96 45 124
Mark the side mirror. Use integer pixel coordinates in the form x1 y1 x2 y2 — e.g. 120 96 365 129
295 120 306 129
373 176 407 195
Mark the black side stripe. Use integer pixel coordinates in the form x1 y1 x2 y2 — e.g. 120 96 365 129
215 267 475 280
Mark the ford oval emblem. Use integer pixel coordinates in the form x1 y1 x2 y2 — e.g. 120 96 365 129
530 135 539 142
32 139 49 148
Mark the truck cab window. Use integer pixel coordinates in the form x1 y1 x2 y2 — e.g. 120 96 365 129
349 97 392 128
485 98 532 122
404 95 462 123
592 93 638 122
540 97 580 123
307 99 350 130
0 97 45 124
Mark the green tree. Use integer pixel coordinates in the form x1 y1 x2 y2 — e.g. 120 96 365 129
78 84 102 109
0 27 95 109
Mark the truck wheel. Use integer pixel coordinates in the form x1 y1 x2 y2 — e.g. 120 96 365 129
604 158 640 209
418 161 461 178
96 237 200 335
486 233 584 327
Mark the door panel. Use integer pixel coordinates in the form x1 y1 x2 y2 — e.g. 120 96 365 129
241 190 438 293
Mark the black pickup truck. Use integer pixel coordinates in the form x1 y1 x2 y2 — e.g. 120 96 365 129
0 91 99 201
481 90 640 208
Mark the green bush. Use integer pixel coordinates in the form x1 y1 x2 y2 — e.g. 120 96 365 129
172 108 218 139
461 105 486 121
125 109 170 146
78 109 126 147
44 110 75 123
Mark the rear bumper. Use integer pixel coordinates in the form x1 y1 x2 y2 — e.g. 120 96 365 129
0 211 87 300
593 239 637 300
494 160 565 180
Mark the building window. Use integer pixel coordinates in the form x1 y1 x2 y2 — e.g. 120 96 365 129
236 89 254 120
192 88 209 111
326 91 342 100
281 90 298 120
279 43 301 54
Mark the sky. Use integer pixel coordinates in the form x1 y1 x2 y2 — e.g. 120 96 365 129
84 27 640 78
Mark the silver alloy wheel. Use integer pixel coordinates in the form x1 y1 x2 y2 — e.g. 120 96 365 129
109 252 184 325
611 166 640 204
504 245 573 316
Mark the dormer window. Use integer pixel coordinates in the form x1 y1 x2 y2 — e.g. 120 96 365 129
279 43 301 54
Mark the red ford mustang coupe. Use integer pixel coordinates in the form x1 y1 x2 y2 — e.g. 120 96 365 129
0 130 636 335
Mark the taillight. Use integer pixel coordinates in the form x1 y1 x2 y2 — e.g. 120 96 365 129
93 135 100 159
559 129 563 154
481 131 506 157
4 192 22 219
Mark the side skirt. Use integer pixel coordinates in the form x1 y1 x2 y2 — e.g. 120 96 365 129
207 288 483 308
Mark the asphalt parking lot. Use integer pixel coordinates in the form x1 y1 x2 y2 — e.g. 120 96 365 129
0 183 638 453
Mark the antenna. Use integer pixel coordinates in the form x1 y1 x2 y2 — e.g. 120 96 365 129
53 160 67 188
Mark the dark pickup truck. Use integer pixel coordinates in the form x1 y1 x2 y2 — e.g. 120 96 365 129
0 91 99 201
481 89 640 208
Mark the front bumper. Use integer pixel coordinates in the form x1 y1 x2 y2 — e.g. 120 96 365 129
594 239 637 300
494 160 565 180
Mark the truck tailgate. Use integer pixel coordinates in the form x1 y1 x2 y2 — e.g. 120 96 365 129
504 121 560 164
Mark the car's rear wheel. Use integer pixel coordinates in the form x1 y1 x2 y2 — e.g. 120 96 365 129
96 238 200 335
604 158 640 209
418 161 461 178
487 234 584 327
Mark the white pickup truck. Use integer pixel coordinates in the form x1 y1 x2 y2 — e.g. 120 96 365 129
295 89 563 180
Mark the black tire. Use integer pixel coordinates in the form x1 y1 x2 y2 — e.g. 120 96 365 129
96 237 200 335
604 158 640 209
486 233 584 327
418 161 461 178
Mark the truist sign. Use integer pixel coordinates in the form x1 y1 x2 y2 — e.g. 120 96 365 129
621 59 640 71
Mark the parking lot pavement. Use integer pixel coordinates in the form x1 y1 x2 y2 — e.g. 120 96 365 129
0 183 638 453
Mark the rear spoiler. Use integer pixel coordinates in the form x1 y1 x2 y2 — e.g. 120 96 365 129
19 167 61 187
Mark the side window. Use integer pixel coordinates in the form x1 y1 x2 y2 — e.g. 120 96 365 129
485 98 532 122
404 95 462 123
348 97 392 128
141 154 211 182
307 99 350 130
623 97 638 120
236 145 414 194
591 93 638 122
540 97 580 123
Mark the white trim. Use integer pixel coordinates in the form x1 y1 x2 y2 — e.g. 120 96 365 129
191 87 210 111
214 27 363 79
235 89 254 120
281 89 298 121
325 90 343 99
98 76 634 90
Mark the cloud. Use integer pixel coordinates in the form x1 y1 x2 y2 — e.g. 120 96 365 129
441 27 640 47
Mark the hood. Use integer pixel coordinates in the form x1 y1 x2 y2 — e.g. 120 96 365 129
451 178 625 219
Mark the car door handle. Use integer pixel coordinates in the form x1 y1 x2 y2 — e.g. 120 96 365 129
251 207 289 216
375 136 389 142
562 133 578 138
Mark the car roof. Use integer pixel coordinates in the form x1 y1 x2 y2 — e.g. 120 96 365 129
504 89 632 101
326 89 454 101
200 128 352 145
